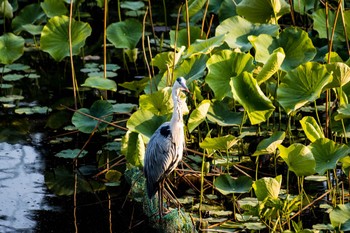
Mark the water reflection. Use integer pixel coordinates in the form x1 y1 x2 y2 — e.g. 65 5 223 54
0 141 46 232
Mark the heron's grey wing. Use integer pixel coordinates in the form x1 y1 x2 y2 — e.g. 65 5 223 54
143 122 177 198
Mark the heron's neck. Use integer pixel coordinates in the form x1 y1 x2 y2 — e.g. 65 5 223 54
170 89 183 128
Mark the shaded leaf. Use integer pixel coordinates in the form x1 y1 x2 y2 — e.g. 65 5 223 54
334 104 350 121
11 3 45 34
55 149 88 159
0 33 24 64
81 77 117 91
41 0 68 18
207 99 243 126
107 19 142 49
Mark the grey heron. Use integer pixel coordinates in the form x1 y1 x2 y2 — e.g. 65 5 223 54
143 77 189 218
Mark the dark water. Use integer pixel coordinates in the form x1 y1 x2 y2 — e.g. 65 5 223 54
0 129 149 233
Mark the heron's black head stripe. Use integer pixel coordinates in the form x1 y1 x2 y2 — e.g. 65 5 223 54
159 125 171 138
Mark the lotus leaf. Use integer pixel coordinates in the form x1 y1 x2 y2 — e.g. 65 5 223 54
236 0 290 24
121 131 145 167
54 149 88 159
278 143 316 177
199 135 238 150
277 62 332 114
253 131 285 156
330 203 350 231
0 33 25 64
11 3 45 34
206 50 255 100
106 19 142 49
41 0 68 18
230 71 275 125
214 174 252 195
299 116 324 142
249 27 316 71
40 15 92 61
72 100 114 133
216 16 279 52
309 138 349 175
81 77 117 91
188 99 210 133
252 175 282 201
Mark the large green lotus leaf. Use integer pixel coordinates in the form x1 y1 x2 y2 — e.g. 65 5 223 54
252 175 282 201
249 27 316 71
330 203 350 231
170 26 204 49
45 167 105 196
185 34 226 58
217 0 242 22
207 99 243 126
236 0 290 24
54 149 88 159
139 87 172 115
300 116 324 142
72 100 114 133
11 3 46 34
206 50 255 100
185 0 207 19
309 138 349 175
230 72 275 125
199 135 239 150
312 8 345 42
126 109 168 142
188 99 210 133
278 143 316 177
106 19 142 49
40 15 92 61
214 174 252 195
152 52 175 72
256 47 285 85
0 33 24 64
334 104 350 121
216 16 279 52
253 131 285 156
121 131 145 168
326 62 350 88
277 62 332 114
41 0 67 18
81 77 117 91
340 156 350 176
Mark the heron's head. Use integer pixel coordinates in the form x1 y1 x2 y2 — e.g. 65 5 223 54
174 77 190 93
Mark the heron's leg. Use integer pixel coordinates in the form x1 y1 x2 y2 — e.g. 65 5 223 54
158 182 163 220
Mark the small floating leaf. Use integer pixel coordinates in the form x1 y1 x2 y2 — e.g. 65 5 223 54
3 74 24 81
54 149 88 159
81 76 117 91
214 174 252 195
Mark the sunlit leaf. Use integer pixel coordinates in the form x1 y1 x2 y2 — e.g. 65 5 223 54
256 47 285 85
81 76 117 91
326 62 350 88
252 175 282 201
188 100 210 133
300 116 324 142
309 138 349 175
253 131 285 156
249 27 316 71
277 62 332 114
72 100 114 133
40 15 92 61
54 149 88 159
186 34 226 57
236 0 290 24
121 131 145 167
334 104 350 121
278 144 316 177
200 135 238 150
330 203 350 231
214 174 252 195
230 71 275 125
216 16 279 52
107 19 142 49
206 50 255 100
0 0 13 18
186 0 207 19
2 74 24 81
0 33 24 64
170 26 204 49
